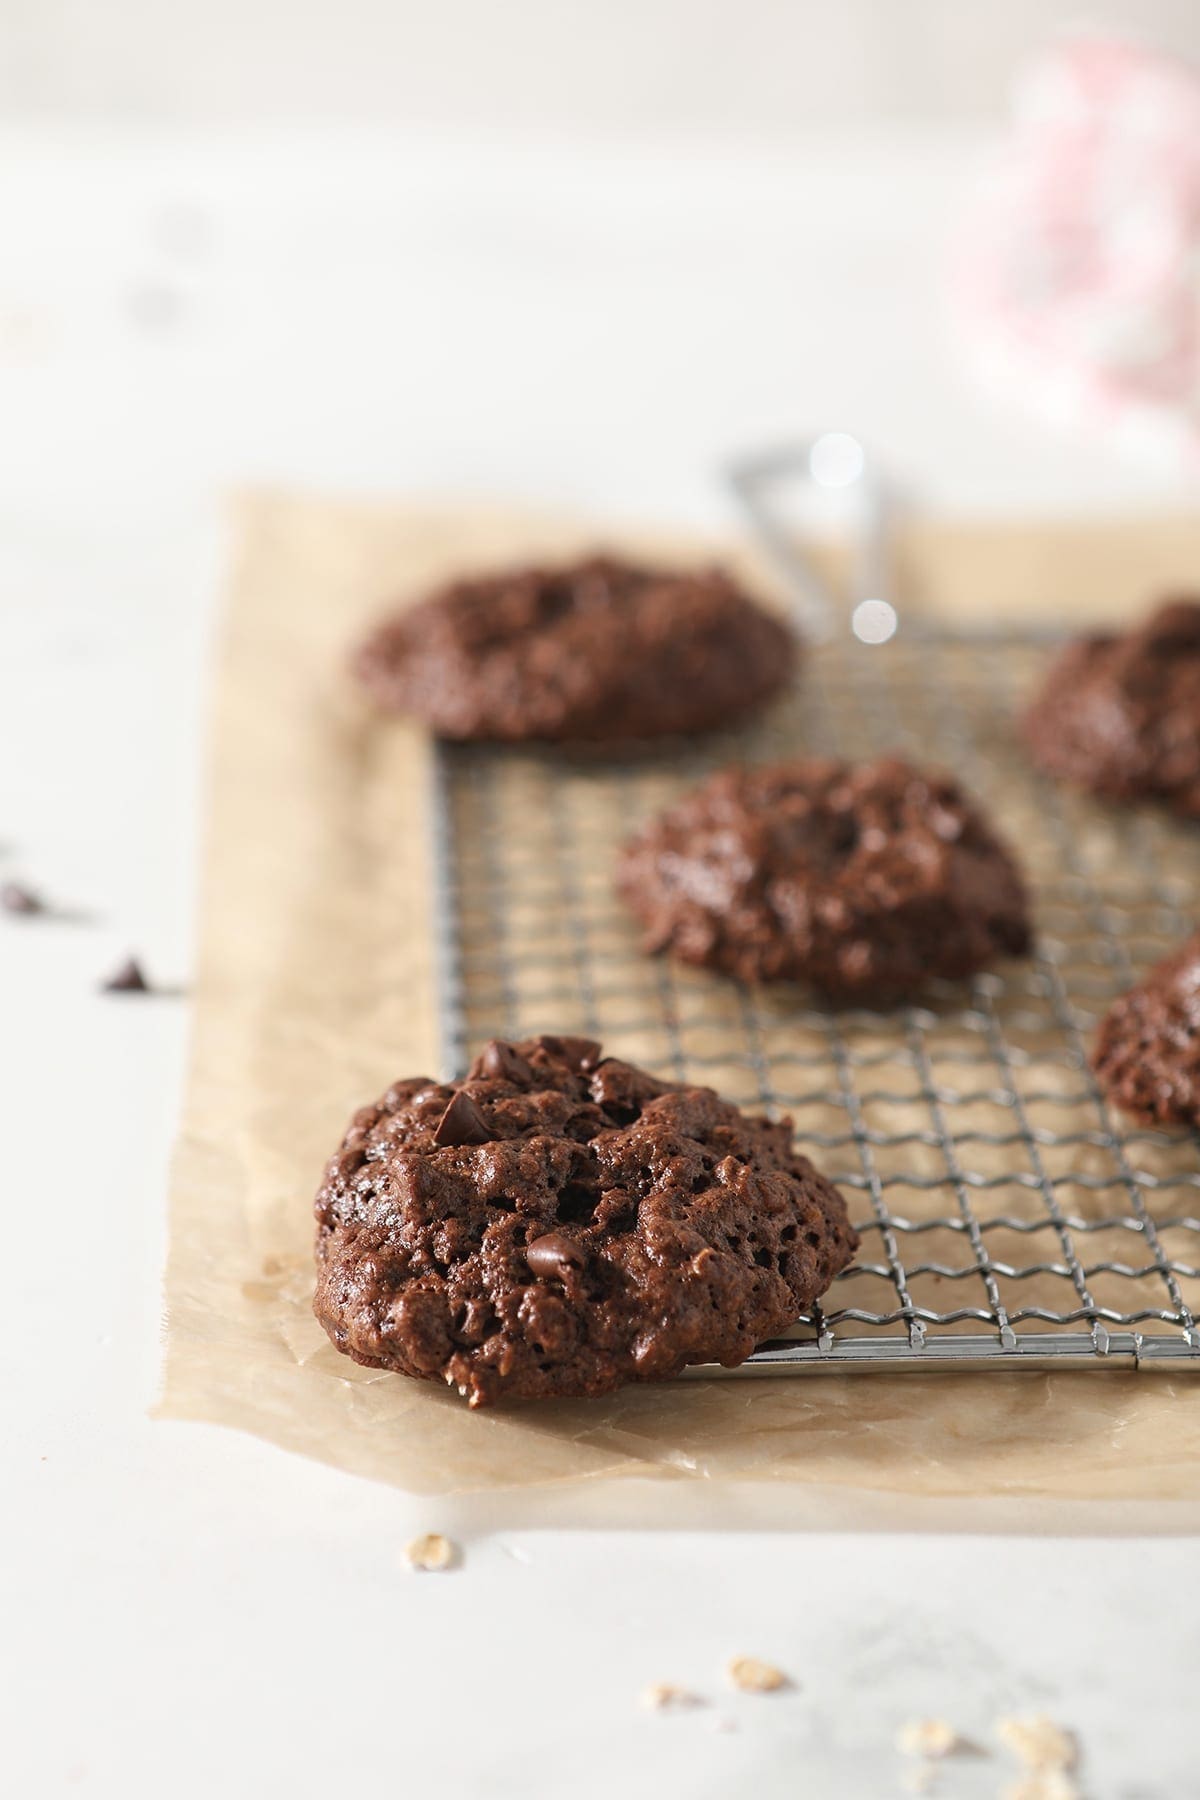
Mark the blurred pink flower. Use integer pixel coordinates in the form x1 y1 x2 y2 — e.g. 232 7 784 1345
954 34 1200 468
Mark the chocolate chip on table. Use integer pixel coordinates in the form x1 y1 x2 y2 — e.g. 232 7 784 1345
469 1039 534 1085
433 1088 492 1147
101 956 151 994
525 1232 587 1278
1 881 44 916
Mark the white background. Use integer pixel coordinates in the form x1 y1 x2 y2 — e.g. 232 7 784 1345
5 0 1200 128
3 111 1200 1799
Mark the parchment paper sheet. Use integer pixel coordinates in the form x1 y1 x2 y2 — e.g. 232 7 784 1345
160 492 1200 1512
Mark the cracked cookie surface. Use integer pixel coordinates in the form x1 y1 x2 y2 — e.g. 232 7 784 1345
617 756 1031 1000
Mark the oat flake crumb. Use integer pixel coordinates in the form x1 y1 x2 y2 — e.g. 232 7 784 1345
897 1718 961 1759
727 1655 789 1693
639 1682 701 1712
1001 1775 1079 1800
900 1765 936 1795
997 1715 1077 1772
403 1532 457 1572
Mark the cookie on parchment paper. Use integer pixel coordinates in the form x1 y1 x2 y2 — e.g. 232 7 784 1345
355 554 796 744
313 1034 857 1406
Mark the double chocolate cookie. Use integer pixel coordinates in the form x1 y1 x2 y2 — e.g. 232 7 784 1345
1023 598 1200 816
355 553 796 743
617 756 1031 1000
1094 931 1200 1129
313 1034 857 1406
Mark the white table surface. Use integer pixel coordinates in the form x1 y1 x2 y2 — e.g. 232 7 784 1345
3 124 1198 1800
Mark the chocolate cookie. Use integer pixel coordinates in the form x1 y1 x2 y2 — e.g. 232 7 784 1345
1094 931 1200 1129
617 756 1031 999
312 1033 857 1406
355 553 796 743
1022 598 1200 815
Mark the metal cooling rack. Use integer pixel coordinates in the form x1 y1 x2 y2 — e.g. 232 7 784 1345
427 459 1200 1374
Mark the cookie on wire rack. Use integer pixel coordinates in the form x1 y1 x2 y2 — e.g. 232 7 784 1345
617 755 1031 1001
1094 930 1200 1130
313 1034 857 1406
1022 598 1200 817
355 553 796 744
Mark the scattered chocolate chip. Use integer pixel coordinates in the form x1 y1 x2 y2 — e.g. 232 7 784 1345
101 956 150 994
526 1232 587 1278
470 1040 534 1085
433 1088 492 1147
1 881 44 916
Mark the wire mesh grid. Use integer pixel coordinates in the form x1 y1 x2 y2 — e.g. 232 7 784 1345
431 624 1200 1372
